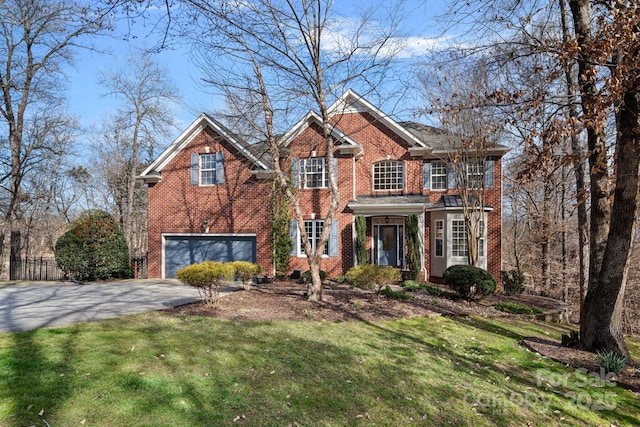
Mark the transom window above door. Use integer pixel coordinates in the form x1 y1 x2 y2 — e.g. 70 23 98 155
373 160 404 191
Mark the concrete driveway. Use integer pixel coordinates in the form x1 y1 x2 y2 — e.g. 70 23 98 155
0 279 238 333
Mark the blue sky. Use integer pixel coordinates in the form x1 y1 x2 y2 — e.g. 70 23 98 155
66 1 451 141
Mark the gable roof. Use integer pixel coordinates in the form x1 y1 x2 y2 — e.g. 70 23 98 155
327 89 428 149
278 110 360 148
138 113 270 183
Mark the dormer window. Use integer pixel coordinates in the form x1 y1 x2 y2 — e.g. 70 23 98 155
373 160 404 191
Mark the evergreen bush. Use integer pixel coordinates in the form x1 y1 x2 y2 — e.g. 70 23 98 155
230 261 263 290
176 261 235 305
354 215 369 265
345 264 401 293
405 214 421 281
55 210 131 281
443 265 496 300
301 269 327 283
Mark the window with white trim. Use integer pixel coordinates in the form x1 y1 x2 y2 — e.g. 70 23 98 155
451 219 468 257
431 161 447 190
435 219 444 257
300 220 328 255
373 160 404 191
478 220 485 257
200 153 217 185
466 161 484 189
300 158 328 188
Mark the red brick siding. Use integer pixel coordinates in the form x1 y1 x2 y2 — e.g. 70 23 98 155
147 111 503 284
147 127 273 278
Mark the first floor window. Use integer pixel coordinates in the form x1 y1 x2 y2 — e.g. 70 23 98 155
435 220 444 257
451 219 468 257
300 220 328 255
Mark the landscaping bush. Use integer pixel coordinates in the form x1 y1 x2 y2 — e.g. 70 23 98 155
55 210 131 281
493 301 543 315
176 261 235 305
401 280 421 292
443 265 496 300
230 261 263 290
379 286 413 300
501 269 526 295
300 269 327 283
345 264 401 293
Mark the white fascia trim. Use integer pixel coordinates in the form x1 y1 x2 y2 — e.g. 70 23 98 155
140 114 269 180
279 110 359 149
427 206 495 212
348 203 428 216
162 232 257 238
328 89 427 149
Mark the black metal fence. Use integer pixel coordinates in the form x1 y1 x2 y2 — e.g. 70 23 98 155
9 256 67 281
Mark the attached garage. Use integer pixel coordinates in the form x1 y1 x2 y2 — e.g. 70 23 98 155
163 234 257 278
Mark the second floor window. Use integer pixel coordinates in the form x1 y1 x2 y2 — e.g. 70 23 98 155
466 161 485 189
431 161 447 190
373 160 404 191
200 153 217 185
300 158 328 188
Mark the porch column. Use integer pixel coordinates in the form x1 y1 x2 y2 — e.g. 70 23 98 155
418 212 426 280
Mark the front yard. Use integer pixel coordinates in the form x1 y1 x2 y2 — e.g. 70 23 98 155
0 304 638 426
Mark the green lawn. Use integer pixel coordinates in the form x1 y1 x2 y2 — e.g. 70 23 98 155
0 312 638 426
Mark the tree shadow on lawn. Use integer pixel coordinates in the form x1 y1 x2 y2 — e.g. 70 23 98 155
2 325 84 426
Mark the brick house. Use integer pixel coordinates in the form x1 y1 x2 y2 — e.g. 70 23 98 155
140 90 508 281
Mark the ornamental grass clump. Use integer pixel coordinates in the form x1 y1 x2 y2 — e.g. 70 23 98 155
229 261 263 290
597 349 627 376
346 264 401 294
176 261 235 305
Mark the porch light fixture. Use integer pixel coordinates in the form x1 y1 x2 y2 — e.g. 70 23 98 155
385 215 389 224
201 218 209 233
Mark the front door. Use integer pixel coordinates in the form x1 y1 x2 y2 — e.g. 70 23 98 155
377 224 399 266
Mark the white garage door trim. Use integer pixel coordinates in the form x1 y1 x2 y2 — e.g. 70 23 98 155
162 233 257 279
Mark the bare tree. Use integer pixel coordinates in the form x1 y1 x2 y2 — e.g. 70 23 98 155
96 50 179 256
419 61 506 268
181 0 406 301
0 0 111 273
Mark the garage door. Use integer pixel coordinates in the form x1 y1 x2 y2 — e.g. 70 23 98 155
164 234 257 278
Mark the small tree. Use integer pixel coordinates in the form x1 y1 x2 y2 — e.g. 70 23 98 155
354 215 369 265
176 261 235 305
405 214 421 280
271 180 292 277
346 264 401 294
55 210 131 281
230 261 263 290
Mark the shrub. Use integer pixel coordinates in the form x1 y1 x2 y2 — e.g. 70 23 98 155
501 269 526 295
176 261 235 305
596 349 627 375
443 265 496 300
345 264 401 293
354 215 369 265
300 269 327 283
421 283 448 298
230 261 263 290
402 280 421 292
379 286 413 300
405 214 421 281
493 301 543 315
55 210 131 281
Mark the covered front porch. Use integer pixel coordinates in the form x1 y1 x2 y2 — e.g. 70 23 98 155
347 195 430 279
